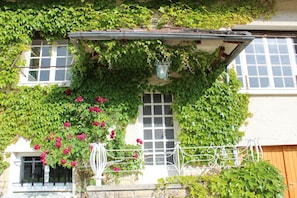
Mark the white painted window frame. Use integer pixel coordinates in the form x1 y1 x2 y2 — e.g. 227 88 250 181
234 37 297 95
19 40 72 87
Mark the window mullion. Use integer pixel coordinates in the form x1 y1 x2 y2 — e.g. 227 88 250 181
49 42 57 82
263 38 274 88
287 38 297 88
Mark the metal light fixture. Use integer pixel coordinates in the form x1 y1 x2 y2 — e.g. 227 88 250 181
155 61 170 79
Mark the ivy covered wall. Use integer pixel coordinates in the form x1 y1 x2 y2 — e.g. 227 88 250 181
0 0 274 174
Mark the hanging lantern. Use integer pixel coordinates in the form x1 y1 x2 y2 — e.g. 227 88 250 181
155 61 170 79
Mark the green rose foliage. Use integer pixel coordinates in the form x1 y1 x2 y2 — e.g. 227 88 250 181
34 92 142 173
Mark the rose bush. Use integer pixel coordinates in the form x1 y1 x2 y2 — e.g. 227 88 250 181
34 90 143 183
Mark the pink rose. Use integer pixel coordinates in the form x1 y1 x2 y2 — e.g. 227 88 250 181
113 167 120 172
77 133 86 141
34 144 41 150
133 152 138 159
63 149 70 155
136 138 143 145
65 88 71 96
74 96 83 102
56 142 61 148
70 161 77 167
93 121 100 126
64 122 71 128
95 96 108 103
110 130 115 139
56 137 62 142
101 121 105 128
61 159 66 165
40 152 47 159
93 106 102 113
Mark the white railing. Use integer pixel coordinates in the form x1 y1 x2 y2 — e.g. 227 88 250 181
89 139 262 185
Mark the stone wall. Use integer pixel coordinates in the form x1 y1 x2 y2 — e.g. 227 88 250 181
87 184 188 198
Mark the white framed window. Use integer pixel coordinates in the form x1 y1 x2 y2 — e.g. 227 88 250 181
234 37 297 93
20 40 73 85
20 156 72 185
141 93 175 166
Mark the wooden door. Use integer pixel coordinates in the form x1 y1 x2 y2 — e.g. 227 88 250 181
283 146 297 198
262 145 297 198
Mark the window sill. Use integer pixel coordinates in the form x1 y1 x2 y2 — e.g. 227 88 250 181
239 89 297 96
18 81 71 87
12 183 72 192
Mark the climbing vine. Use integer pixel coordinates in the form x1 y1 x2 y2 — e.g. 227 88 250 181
0 0 274 185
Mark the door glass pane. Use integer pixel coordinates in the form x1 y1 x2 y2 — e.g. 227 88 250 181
154 129 163 139
143 105 151 115
154 117 163 127
153 94 161 103
143 129 152 140
153 105 162 115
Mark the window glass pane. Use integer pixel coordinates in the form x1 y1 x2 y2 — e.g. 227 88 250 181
28 71 38 81
165 117 173 127
272 67 282 76
268 45 278 53
280 55 290 64
164 94 172 103
247 66 257 75
42 46 51 56
282 67 292 76
156 154 165 165
256 55 266 64
30 59 39 69
236 66 242 75
166 141 175 149
56 58 66 66
143 94 151 103
246 55 256 64
153 94 161 103
143 105 151 115
67 56 73 65
55 70 65 81
255 44 264 53
260 78 269 87
143 118 152 127
284 77 294 87
278 45 288 53
165 129 174 139
40 70 50 81
66 71 71 80
267 38 277 44
270 55 280 64
245 45 254 53
164 105 172 115
144 155 153 165
155 142 164 151
249 77 259 88
155 129 163 139
144 142 152 149
274 77 283 87
49 166 72 183
144 129 152 140
31 47 40 57
154 117 163 127
57 46 67 56
40 58 51 67
258 66 268 75
154 105 162 115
